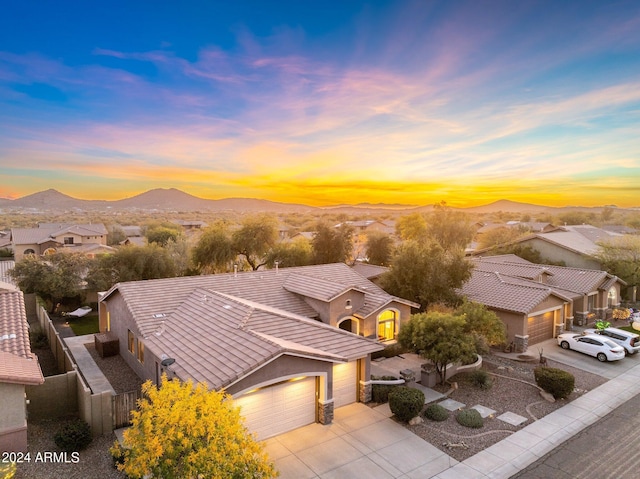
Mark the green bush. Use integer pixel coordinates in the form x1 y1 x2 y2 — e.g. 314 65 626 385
388 387 425 422
54 419 92 452
534 367 575 399
29 329 48 349
423 403 448 422
455 409 483 428
371 375 399 403
468 370 493 390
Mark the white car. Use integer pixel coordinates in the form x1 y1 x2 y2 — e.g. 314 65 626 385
584 327 640 355
557 333 625 362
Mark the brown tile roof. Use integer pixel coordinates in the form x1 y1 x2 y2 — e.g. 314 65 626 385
461 270 571 314
473 257 553 280
105 263 416 338
0 290 44 385
351 263 389 280
283 273 367 302
145 289 382 390
11 223 107 245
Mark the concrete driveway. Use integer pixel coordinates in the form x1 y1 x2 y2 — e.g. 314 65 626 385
536 334 640 379
265 403 457 478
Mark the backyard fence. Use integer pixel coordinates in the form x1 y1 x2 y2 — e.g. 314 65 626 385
112 390 140 429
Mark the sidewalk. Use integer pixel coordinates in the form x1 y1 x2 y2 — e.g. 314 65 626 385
432 361 640 478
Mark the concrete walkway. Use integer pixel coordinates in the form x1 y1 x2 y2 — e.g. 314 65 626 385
272 350 640 478
267 402 457 478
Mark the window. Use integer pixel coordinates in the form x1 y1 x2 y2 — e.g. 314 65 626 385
587 294 596 312
378 309 397 341
137 339 145 363
24 248 36 256
128 330 135 354
64 237 74 245
608 288 617 308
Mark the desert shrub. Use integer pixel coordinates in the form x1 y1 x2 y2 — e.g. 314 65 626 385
109 441 126 469
371 375 399 403
455 409 483 428
423 403 448 422
534 367 575 399
468 370 493 390
388 387 425 422
54 418 92 452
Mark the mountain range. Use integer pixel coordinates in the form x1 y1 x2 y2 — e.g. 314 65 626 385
0 188 627 215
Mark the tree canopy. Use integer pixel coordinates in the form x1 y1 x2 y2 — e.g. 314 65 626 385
365 231 394 266
9 253 90 312
232 214 279 270
311 222 353 264
595 235 640 294
265 237 313 268
395 213 427 242
191 222 235 273
380 240 473 310
425 202 475 251
112 375 276 479
398 312 476 385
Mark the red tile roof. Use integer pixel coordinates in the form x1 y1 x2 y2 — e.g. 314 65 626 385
0 290 44 385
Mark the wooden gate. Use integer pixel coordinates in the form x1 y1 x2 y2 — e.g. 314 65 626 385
112 390 140 429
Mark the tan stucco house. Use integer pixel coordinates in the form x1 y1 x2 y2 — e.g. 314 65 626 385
11 223 111 261
0 287 44 452
462 255 626 352
98 263 417 439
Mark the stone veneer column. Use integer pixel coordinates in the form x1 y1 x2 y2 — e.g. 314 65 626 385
359 380 372 403
318 399 334 425
514 334 529 353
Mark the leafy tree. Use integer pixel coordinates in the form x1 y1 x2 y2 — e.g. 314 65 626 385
365 231 394 266
454 300 506 350
191 223 235 274
164 236 192 276
425 202 475 251
106 225 127 246
9 253 90 312
398 312 476 385
311 222 353 264
595 235 640 294
476 226 525 250
380 240 473 310
112 375 276 479
486 243 565 266
395 213 427 242
232 214 279 270
146 226 180 247
265 238 313 268
87 245 178 291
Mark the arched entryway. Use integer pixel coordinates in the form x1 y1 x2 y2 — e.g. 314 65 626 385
338 317 359 335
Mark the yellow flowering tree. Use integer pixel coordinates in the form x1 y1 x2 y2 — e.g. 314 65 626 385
112 375 277 479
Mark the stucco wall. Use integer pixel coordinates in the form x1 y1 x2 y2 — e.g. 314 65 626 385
523 238 601 269
227 355 333 397
493 310 526 344
0 383 26 432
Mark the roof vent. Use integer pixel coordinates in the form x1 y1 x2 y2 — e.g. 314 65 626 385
152 313 166 319
223 304 232 310
0 333 17 341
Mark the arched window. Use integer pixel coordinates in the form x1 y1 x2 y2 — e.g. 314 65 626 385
43 247 57 255
377 309 397 341
23 248 36 256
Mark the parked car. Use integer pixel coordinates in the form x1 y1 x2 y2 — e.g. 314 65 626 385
557 333 625 362
584 327 640 355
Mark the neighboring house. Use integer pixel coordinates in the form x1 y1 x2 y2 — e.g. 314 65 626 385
462 255 626 352
171 219 208 230
98 263 417 439
471 225 622 270
0 286 44 452
351 262 389 286
289 231 314 242
11 223 109 261
335 220 389 234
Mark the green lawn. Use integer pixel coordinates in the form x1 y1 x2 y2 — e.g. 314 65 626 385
68 313 100 336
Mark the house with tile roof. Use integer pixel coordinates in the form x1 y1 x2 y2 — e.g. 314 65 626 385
461 255 626 352
11 223 112 261
0 285 44 452
471 225 623 270
98 263 417 439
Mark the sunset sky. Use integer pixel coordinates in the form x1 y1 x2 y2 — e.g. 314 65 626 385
1 1 639 207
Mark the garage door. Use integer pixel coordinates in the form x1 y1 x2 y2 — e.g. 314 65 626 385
527 311 555 345
333 362 358 408
234 376 316 440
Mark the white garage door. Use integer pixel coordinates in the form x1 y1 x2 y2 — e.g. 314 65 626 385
234 376 316 440
333 362 358 408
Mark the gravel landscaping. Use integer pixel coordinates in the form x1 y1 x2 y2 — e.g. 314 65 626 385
403 352 608 461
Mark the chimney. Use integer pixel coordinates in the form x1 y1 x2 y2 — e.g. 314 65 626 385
234 264 238 278
275 261 279 273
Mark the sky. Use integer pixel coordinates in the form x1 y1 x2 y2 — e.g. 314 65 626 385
1 1 639 208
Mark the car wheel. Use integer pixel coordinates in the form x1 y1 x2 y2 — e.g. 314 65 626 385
597 353 607 362
560 341 570 350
